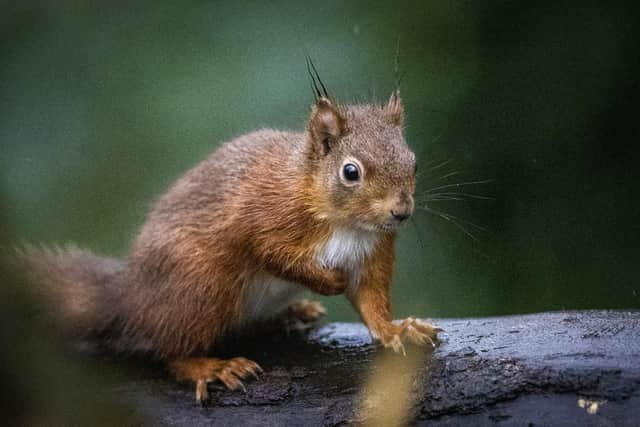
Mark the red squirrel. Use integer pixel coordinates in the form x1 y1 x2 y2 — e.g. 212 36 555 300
22 69 440 403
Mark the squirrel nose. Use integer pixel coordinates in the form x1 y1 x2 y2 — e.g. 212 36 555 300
391 209 411 222
390 192 415 222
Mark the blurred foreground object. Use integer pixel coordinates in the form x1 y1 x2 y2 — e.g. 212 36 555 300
0 250 140 425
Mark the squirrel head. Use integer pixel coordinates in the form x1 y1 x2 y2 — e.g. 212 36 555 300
305 91 416 233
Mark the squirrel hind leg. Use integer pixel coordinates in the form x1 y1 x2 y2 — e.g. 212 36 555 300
282 299 327 333
169 357 263 404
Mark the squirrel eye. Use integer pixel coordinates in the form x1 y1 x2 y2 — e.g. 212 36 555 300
342 163 360 181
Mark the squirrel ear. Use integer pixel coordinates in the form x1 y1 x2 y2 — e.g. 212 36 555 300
385 90 404 126
308 98 346 155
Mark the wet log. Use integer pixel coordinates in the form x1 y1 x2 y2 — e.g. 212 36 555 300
114 310 640 426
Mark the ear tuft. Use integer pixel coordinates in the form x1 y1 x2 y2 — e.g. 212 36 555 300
385 90 404 126
308 98 346 155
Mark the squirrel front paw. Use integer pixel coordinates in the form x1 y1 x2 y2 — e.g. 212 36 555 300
380 318 442 356
282 299 327 332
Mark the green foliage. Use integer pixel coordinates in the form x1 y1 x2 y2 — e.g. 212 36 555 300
2 1 639 320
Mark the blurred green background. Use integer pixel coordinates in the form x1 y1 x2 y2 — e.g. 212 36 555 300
2 1 639 322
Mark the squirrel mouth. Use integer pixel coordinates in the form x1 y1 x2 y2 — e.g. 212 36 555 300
353 219 404 233
377 222 403 232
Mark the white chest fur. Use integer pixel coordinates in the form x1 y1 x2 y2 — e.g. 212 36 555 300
244 229 379 322
314 228 379 292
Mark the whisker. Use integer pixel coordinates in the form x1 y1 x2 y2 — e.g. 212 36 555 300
418 196 469 202
438 170 462 181
431 132 444 145
419 192 495 201
451 214 486 231
409 216 427 248
434 208 486 231
421 198 491 203
416 205 481 241
423 179 493 194
425 158 451 172
419 197 460 202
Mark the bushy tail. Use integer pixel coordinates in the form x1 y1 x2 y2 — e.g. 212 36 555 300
17 245 125 338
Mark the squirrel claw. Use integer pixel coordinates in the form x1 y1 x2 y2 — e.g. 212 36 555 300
196 379 210 404
380 318 442 353
383 334 407 356
171 356 261 404
218 357 262 391
407 318 441 343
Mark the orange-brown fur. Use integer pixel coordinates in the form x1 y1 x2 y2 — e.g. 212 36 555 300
21 91 439 402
